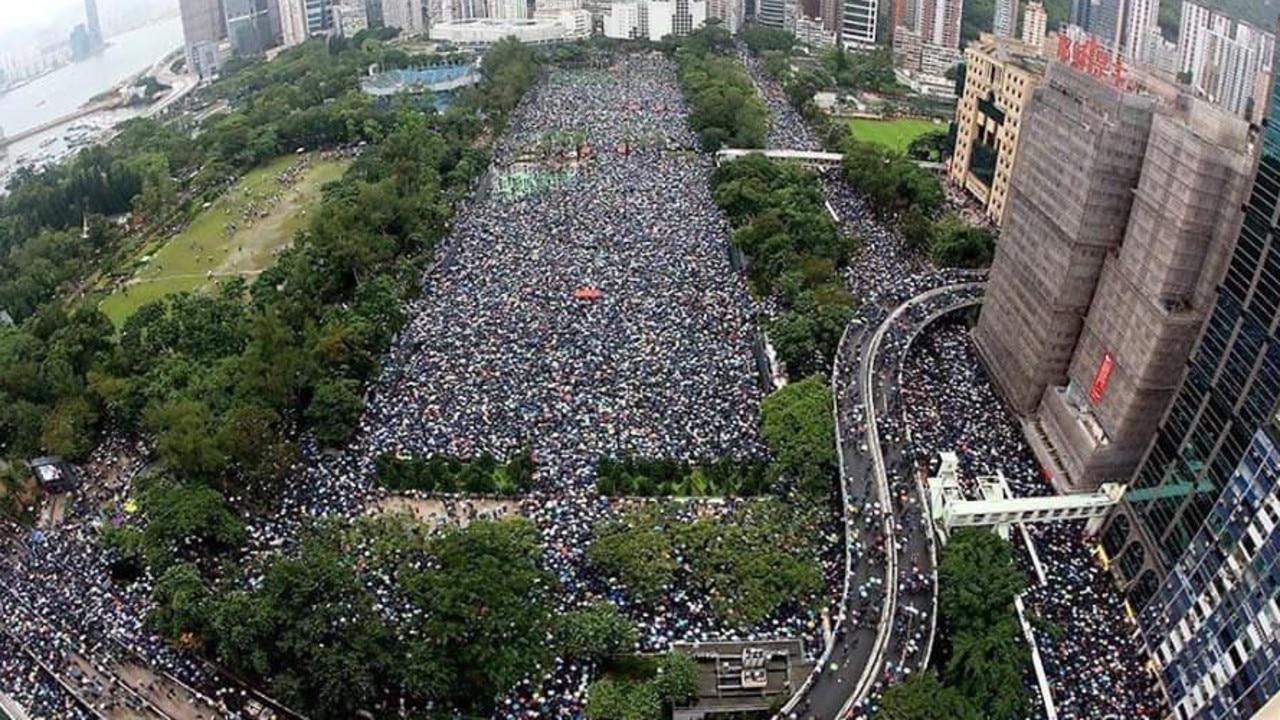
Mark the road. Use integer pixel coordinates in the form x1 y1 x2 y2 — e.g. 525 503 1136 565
781 280 985 720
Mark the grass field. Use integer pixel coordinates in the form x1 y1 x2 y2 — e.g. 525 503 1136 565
99 154 349 326
846 117 943 154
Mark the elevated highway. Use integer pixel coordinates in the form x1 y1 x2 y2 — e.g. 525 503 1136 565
777 279 984 720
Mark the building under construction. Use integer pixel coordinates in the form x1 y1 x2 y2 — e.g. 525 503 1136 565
975 61 1255 491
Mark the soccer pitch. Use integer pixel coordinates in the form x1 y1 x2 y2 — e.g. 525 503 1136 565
846 117 941 154
100 154 348 326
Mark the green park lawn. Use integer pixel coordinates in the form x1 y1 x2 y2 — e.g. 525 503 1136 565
846 117 942 154
99 154 349 326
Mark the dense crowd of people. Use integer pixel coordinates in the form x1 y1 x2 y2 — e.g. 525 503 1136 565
898 320 1167 719
0 47 1166 720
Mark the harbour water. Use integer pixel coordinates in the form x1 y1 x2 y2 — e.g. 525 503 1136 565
0 16 184 138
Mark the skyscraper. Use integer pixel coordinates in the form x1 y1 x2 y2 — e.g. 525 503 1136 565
1021 0 1046 48
819 0 840 34
840 0 877 48
1101 50 1280 616
280 0 334 46
1120 0 1158 62
84 0 103 48
1090 0 1122 52
1068 0 1089 30
179 0 227 76
225 0 277 56
1179 0 1232 76
1136 428 1280 720
757 0 786 27
381 0 425 33
1100 72 1280 719
993 0 1016 38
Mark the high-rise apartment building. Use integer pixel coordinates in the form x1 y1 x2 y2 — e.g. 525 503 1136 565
820 0 840 34
757 0 786 27
1120 0 1158 61
281 0 334 46
1177 2 1275 122
1020 0 1045 49
948 33 1046 225
706 0 745 33
993 0 1016 38
225 0 276 55
1090 0 1122 52
1036 100 1253 489
973 63 1157 415
179 0 227 76
1179 0 1231 76
919 0 962 48
840 0 877 48
333 0 369 36
381 0 425 33
891 0 914 33
1100 60 1280 617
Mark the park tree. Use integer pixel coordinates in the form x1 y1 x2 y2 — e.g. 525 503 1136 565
879 671 980 720
557 603 639 662
145 400 228 483
149 562 211 643
206 534 394 719
939 528 1026 634
306 378 365 447
585 679 663 720
652 652 699 705
929 218 996 268
588 520 677 603
139 480 246 571
398 519 557 713
947 618 1031 720
39 395 98 460
760 376 837 496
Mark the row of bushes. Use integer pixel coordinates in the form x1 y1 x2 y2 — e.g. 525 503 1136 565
374 451 537 495
596 457 773 497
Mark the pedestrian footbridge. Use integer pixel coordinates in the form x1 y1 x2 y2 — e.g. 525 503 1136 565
715 148 947 171
926 452 1125 544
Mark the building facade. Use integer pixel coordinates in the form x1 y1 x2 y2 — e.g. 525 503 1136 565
381 0 425 33
840 0 876 48
1101 69 1280 615
225 0 277 55
993 0 1015 38
706 0 745 33
1136 427 1280 720
179 0 227 76
1178 0 1232 76
948 33 1046 226
1089 0 1122 52
1120 0 1158 61
1036 100 1253 489
84 0 104 48
1020 0 1045 49
973 63 1156 415
1177 2 1275 122
756 0 786 27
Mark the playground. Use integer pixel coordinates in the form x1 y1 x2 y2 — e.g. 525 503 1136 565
99 154 348 326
